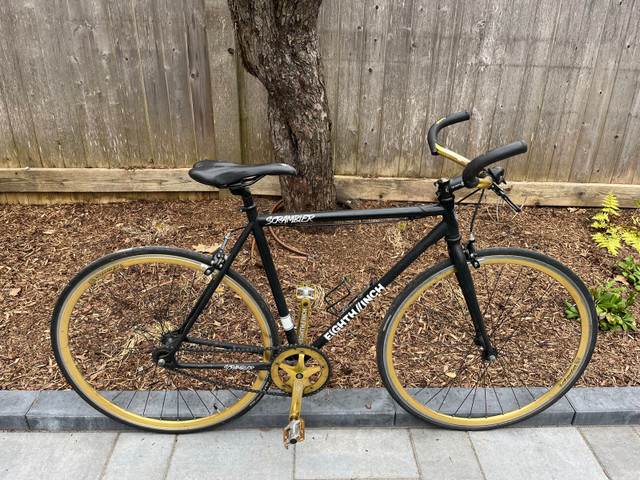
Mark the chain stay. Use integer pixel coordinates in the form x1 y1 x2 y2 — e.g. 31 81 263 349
166 344 328 397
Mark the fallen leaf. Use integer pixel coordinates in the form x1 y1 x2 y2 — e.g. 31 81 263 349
193 244 219 254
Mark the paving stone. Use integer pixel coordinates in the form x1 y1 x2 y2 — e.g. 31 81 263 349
410 429 483 479
469 427 607 480
295 428 420 479
303 388 395 427
567 387 640 425
223 388 395 429
221 394 288 429
393 388 575 427
580 426 640 480
102 433 175 480
26 391 131 431
0 391 38 430
165 429 293 480
0 431 117 479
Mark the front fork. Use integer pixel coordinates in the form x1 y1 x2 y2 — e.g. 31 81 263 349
448 238 497 361
438 179 497 362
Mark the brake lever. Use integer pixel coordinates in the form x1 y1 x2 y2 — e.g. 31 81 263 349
490 183 521 213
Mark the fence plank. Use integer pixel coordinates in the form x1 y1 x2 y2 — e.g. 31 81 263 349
186 0 216 163
569 0 633 184
204 0 242 164
318 0 341 163
331 0 364 175
157 0 198 167
355 0 389 175
2 1 59 168
134 0 175 167
495 0 560 181
397 0 436 178
0 67 17 167
5 167 640 208
418 0 463 179
435 0 489 179
105 0 153 167
67 0 134 168
32 0 89 168
595 0 640 185
546 1 609 183
376 0 414 177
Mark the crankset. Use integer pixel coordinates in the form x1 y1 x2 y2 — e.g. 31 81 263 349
270 345 331 447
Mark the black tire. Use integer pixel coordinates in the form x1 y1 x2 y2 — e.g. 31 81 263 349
377 247 597 430
51 246 279 433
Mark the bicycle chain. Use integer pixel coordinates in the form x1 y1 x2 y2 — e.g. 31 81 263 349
166 344 330 398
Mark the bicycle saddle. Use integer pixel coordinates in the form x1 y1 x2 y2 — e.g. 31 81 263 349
189 160 297 188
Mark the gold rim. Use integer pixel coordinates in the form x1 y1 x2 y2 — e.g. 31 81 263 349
383 254 592 427
55 254 273 431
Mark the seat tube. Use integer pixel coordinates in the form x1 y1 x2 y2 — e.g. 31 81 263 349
233 187 297 345
438 180 496 360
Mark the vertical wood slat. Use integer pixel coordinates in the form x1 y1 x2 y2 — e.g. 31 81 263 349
418 0 463 179
67 0 132 168
494 0 561 181
106 0 153 167
568 0 634 184
318 0 341 170
330 0 364 175
593 0 640 184
156 0 197 167
204 0 242 164
185 0 216 163
356 0 390 176
134 0 176 167
397 0 437 179
377 0 414 177
0 1 46 167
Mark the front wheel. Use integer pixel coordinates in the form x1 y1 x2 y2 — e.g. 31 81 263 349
51 246 279 433
377 247 597 430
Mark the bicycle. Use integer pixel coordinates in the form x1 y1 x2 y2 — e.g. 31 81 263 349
51 111 597 446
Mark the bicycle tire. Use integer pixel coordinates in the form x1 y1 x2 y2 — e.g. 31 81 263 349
51 246 279 433
377 247 597 430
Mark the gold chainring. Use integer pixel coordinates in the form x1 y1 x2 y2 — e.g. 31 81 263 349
270 346 331 395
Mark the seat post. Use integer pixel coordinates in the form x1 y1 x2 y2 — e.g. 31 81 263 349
230 186 258 222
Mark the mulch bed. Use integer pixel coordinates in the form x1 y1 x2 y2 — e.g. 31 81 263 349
1 196 638 391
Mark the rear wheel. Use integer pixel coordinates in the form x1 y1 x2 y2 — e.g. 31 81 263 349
377 248 597 429
51 247 278 432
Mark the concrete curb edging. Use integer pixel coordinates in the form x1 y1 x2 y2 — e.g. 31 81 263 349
1 387 639 432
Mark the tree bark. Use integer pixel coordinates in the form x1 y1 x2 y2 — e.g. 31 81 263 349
227 0 336 212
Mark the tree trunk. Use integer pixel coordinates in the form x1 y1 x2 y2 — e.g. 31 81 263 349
227 0 336 212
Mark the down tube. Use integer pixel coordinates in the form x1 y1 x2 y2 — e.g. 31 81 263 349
312 221 449 349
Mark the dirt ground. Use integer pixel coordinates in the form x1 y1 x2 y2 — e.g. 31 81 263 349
1 195 639 391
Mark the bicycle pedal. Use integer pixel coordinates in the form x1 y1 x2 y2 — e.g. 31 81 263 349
283 418 305 448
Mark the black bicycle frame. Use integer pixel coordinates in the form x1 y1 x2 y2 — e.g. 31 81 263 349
168 180 494 366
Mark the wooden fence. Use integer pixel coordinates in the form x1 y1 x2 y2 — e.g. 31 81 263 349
1 0 639 204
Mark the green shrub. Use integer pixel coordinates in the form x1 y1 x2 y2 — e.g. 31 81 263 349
590 193 640 256
617 256 640 291
565 280 637 332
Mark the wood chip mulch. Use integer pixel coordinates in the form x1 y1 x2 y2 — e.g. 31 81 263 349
1 196 638 391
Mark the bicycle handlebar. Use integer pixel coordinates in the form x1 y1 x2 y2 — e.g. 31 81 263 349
427 110 470 155
462 141 528 188
427 110 528 189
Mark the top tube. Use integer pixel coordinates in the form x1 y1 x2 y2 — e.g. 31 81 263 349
257 203 445 227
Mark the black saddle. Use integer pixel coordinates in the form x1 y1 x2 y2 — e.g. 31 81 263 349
189 160 297 189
